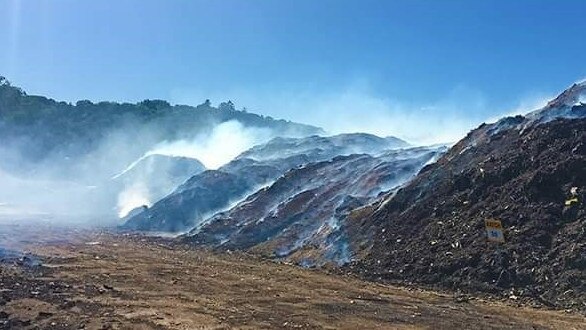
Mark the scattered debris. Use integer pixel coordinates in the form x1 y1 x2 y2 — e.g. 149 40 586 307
349 117 586 312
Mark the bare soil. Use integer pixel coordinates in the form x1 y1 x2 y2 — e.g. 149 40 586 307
0 222 584 329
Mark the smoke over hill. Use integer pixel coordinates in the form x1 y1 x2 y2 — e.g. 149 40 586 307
0 77 321 222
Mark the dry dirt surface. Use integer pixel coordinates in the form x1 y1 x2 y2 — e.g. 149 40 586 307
0 222 584 330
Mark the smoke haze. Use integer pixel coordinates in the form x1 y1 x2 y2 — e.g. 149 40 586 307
171 82 540 145
0 119 275 223
113 120 272 217
142 120 272 170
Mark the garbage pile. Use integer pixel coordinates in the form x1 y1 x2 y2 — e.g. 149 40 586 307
348 117 586 312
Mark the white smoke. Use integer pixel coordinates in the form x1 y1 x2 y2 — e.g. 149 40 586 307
0 167 115 223
117 181 151 218
293 89 479 145
143 120 271 170
172 82 489 145
486 94 553 123
113 120 272 218
0 119 273 223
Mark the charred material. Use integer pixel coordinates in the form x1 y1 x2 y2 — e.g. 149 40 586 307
348 116 586 312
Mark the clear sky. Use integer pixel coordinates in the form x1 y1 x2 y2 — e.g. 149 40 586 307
1 0 586 143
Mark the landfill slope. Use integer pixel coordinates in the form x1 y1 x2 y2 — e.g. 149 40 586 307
348 116 586 311
124 133 408 233
185 147 443 266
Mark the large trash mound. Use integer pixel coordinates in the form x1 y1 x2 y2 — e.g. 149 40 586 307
347 115 586 311
123 133 407 233
183 146 443 267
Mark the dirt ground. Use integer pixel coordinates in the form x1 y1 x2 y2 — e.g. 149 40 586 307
0 222 584 329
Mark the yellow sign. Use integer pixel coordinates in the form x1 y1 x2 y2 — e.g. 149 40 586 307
485 219 503 229
485 219 505 243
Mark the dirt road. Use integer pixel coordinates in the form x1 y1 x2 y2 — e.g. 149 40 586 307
0 222 584 329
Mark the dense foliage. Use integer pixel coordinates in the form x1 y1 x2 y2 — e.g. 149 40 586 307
0 77 320 162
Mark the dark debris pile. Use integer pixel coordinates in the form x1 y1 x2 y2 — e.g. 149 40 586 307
348 117 586 312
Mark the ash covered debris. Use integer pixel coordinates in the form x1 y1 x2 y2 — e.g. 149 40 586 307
347 115 586 312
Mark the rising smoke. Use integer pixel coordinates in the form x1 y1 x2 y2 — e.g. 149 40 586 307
0 119 274 223
137 120 271 170
114 120 271 217
172 81 560 146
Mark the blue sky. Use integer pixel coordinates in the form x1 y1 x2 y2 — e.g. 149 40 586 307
1 0 586 143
